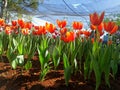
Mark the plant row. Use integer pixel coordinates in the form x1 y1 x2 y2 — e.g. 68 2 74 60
0 12 120 90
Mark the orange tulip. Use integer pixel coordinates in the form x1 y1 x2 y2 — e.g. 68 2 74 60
90 23 103 31
83 31 91 37
45 23 56 33
24 22 33 30
0 18 5 26
104 21 118 34
33 26 46 35
89 12 105 26
21 28 29 35
90 24 96 30
5 26 12 35
72 21 83 30
61 31 75 42
90 23 104 36
56 19 67 28
60 27 67 35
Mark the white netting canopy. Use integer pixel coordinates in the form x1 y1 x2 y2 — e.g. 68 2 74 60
19 0 120 26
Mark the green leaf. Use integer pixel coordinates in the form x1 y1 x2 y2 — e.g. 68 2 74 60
90 52 101 90
0 39 2 54
45 50 50 63
63 53 69 68
52 47 60 69
40 66 50 81
13 38 18 47
6 47 17 63
64 66 72 86
11 59 17 69
104 67 110 88
74 58 77 69
84 53 91 80
18 43 23 54
25 60 32 70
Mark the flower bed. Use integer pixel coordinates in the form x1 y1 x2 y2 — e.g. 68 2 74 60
0 12 120 90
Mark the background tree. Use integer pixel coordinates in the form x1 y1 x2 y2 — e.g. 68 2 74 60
0 0 43 21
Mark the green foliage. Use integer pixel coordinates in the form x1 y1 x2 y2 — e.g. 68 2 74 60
37 36 51 81
7 0 39 14
52 47 60 70
63 53 71 86
0 0 40 20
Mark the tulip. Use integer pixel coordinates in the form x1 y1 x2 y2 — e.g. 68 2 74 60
18 19 25 28
83 31 91 37
0 18 5 26
11 20 17 26
60 27 67 35
5 26 12 35
90 23 104 36
72 21 83 30
45 23 56 33
89 12 105 26
76 30 83 38
104 21 118 34
33 26 46 35
24 22 33 30
56 19 67 28
21 28 29 35
61 31 75 43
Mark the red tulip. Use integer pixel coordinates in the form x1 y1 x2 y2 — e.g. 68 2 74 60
56 19 67 28
76 30 83 37
104 21 118 34
89 12 105 26
72 21 83 30
18 19 25 28
11 26 19 34
11 20 17 26
60 27 67 35
83 31 91 37
33 26 46 35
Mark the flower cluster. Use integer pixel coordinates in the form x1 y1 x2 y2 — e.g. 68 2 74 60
0 12 118 44
0 12 119 90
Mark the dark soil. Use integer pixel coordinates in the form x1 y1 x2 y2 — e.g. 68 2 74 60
0 56 120 90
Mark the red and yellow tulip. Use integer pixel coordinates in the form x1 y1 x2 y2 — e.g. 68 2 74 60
45 23 56 33
56 19 67 28
61 31 75 43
